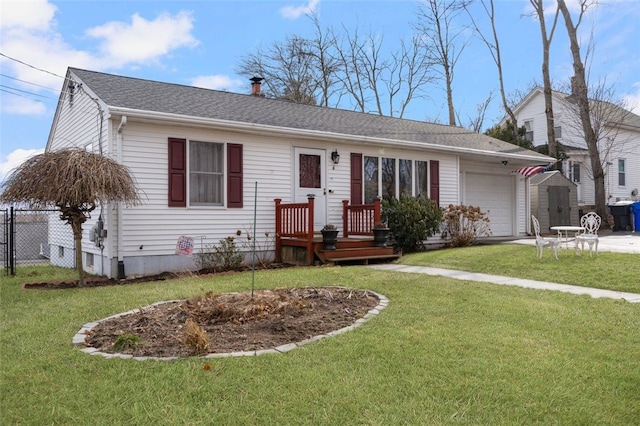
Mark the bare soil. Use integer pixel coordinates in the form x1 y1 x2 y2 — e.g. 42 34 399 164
84 287 379 358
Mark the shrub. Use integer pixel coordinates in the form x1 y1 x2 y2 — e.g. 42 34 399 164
196 236 244 272
441 204 492 247
382 195 443 253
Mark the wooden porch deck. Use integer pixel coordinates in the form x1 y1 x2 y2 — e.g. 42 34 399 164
275 197 400 266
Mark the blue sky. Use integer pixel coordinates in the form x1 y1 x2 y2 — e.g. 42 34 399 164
1 0 639 182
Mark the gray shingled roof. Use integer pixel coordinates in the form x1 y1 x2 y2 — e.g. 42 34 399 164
69 67 550 160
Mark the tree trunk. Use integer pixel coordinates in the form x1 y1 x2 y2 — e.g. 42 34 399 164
557 0 607 220
532 0 559 163
71 220 85 287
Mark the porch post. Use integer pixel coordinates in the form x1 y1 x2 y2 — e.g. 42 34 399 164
307 195 315 265
274 199 282 263
342 200 350 237
374 197 382 225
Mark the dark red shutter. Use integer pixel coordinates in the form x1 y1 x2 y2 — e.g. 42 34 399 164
429 160 440 205
227 143 243 208
350 153 363 205
168 138 186 207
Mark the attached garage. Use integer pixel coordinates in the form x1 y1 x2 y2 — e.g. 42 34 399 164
464 173 515 237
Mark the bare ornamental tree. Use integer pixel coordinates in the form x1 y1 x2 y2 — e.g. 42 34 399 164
0 149 141 286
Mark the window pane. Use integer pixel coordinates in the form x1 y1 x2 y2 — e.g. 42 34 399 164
364 156 378 204
399 159 412 196
570 162 580 183
299 154 321 188
381 157 395 200
415 161 429 197
190 141 223 205
619 159 626 186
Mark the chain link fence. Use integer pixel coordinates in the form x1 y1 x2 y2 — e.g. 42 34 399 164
1 208 76 275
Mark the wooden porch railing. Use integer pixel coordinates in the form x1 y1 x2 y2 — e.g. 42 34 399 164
274 196 315 264
342 198 381 237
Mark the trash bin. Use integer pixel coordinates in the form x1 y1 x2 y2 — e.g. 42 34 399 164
632 202 640 232
608 201 634 231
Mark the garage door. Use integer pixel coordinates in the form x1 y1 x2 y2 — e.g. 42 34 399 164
465 173 514 237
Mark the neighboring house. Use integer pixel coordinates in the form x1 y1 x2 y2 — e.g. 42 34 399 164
46 68 552 278
508 87 640 210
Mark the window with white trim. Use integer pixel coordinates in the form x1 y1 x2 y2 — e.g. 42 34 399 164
190 141 224 206
618 159 626 186
363 156 435 203
524 120 534 142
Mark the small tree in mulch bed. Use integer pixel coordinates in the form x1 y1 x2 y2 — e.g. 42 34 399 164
0 149 141 287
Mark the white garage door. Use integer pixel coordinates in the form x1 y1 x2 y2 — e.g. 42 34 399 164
465 173 514 237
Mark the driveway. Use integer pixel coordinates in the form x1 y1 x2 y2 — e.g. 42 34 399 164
509 231 640 254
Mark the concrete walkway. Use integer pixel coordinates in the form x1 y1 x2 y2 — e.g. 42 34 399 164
368 264 640 303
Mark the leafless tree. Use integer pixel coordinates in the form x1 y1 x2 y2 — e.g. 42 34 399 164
561 78 637 197
0 149 141 286
413 0 468 125
529 0 561 163
464 0 518 137
464 92 494 132
237 35 321 104
238 15 433 118
557 0 607 219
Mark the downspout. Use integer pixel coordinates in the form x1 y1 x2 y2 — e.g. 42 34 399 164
116 115 127 279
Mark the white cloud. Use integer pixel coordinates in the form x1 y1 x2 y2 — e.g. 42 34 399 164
0 148 44 183
1 96 47 115
0 0 57 30
0 1 200 117
280 0 320 20
86 11 199 68
190 75 244 91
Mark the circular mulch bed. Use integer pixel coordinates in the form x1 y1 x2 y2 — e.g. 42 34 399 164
78 287 386 359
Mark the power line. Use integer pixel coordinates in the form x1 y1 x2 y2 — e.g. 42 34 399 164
0 73 59 92
0 84 51 99
0 52 64 79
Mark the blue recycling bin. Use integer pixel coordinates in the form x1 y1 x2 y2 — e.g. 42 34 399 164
632 202 640 232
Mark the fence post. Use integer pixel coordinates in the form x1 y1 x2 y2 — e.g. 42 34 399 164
9 206 15 276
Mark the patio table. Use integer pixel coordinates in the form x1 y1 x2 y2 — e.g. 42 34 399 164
550 225 585 251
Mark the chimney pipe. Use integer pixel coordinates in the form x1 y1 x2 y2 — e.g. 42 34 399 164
250 76 264 96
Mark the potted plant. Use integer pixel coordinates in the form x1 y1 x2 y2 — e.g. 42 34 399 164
372 221 390 247
321 224 339 250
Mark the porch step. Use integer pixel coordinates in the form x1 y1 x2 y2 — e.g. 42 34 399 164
318 246 396 261
324 253 401 265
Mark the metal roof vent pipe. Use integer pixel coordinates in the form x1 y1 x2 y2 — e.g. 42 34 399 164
250 76 264 96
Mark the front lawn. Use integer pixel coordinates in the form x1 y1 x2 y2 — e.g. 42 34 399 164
400 243 640 293
2 264 639 424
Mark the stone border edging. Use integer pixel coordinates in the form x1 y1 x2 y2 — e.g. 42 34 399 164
73 289 389 361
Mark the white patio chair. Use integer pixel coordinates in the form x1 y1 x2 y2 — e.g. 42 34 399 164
575 212 601 257
531 215 560 260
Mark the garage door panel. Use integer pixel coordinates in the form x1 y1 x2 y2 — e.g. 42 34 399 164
465 173 514 237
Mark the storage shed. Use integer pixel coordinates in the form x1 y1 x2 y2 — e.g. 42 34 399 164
530 171 579 233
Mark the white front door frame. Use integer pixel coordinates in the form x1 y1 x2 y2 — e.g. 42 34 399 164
294 147 327 229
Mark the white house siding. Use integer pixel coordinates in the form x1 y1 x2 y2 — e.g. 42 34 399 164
514 89 640 209
46 83 112 272
114 122 293 276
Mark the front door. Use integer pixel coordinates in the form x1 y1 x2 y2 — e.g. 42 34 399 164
294 147 327 229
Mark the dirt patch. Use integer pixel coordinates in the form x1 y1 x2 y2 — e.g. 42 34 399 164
84 287 380 358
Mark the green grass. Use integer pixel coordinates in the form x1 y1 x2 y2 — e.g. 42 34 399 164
2 264 640 425
400 243 640 293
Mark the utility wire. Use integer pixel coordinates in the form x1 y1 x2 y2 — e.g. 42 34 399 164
0 84 51 98
0 73 60 92
0 52 64 79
